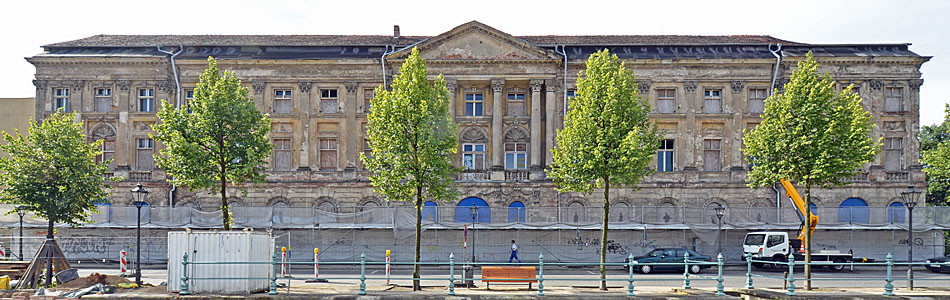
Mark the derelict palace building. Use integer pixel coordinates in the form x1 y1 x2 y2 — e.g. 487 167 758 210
27 21 929 226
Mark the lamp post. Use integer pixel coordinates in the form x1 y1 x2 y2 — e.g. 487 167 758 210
470 204 478 264
15 206 26 260
131 183 149 287
901 185 921 290
715 204 726 257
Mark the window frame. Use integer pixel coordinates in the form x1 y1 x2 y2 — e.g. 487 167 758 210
748 88 767 114
703 89 722 113
504 142 528 170
54 87 70 112
362 89 375 114
462 143 486 170
273 89 293 113
703 139 722 171
657 139 674 172
884 87 903 113
135 138 154 170
464 92 484 116
137 88 155 112
94 87 112 112
506 93 526 116
320 88 339 114
318 138 338 171
273 138 293 171
656 88 676 113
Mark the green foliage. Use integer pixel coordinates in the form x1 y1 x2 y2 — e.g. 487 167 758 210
361 47 459 290
547 49 660 289
742 52 879 190
548 49 660 194
920 104 950 205
361 47 460 206
0 111 117 227
152 57 273 230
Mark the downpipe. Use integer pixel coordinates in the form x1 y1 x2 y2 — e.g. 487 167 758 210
157 45 183 208
768 44 783 97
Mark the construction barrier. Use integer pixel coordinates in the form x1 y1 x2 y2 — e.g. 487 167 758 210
313 248 319 279
385 249 391 285
280 247 287 277
120 250 128 276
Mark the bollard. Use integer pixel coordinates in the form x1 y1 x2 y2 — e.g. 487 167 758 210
786 255 796 296
386 249 391 285
180 253 190 295
627 254 635 296
537 253 544 296
884 253 895 296
269 253 279 295
716 253 725 296
745 253 754 289
314 248 320 279
449 253 456 296
683 251 691 289
120 250 128 277
359 252 367 295
280 247 287 277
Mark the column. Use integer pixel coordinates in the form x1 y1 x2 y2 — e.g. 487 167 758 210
446 77 457 121
344 80 359 171
115 80 131 171
490 78 505 180
529 79 543 173
544 79 557 167
298 81 312 171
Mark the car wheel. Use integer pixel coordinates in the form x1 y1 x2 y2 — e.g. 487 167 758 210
828 258 846 272
926 266 938 273
771 254 786 270
640 265 652 274
689 265 702 274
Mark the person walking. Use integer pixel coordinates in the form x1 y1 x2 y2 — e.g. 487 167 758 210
509 240 522 263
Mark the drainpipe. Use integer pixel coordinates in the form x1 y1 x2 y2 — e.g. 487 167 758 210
554 45 568 223
767 44 783 222
768 44 783 97
157 45 183 208
380 45 394 88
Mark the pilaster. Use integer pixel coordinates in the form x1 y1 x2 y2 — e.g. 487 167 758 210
344 80 359 170
529 79 544 179
544 79 557 168
490 78 505 180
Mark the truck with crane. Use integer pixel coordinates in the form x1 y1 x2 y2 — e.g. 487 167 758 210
742 179 867 271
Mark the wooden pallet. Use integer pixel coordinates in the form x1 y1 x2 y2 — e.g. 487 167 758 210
0 261 30 279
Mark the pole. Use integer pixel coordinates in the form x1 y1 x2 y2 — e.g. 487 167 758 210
135 204 142 286
18 214 23 261
717 216 723 257
314 248 319 279
281 247 287 277
908 206 914 290
386 249 391 285
472 211 477 264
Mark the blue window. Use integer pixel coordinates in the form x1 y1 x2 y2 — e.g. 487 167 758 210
657 139 674 172
455 197 490 223
462 144 485 170
422 201 439 222
138 88 155 112
504 143 527 169
887 202 906 223
465 93 483 116
508 201 525 223
54 88 70 112
837 198 869 223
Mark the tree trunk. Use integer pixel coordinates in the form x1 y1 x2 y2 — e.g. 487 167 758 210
221 165 231 231
804 186 812 290
600 179 609 291
412 186 422 291
46 215 53 287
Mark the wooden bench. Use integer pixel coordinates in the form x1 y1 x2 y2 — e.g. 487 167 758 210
481 266 537 290
0 261 31 279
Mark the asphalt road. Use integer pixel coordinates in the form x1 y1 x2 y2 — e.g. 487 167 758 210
73 264 950 290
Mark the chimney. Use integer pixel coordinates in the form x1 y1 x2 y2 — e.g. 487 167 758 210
393 25 400 39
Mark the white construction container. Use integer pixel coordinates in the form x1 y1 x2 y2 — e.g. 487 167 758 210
167 231 273 294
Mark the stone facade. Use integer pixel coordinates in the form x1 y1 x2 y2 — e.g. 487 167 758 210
27 21 930 220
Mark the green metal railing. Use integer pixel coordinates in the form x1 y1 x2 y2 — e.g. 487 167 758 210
179 251 726 296
744 252 950 296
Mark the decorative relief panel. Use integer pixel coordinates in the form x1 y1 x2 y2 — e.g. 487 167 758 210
908 79 923 92
344 80 359 94
730 81 745 94
637 80 652 94
252 81 266 94
297 81 312 94
133 121 155 132
884 121 905 131
683 80 697 93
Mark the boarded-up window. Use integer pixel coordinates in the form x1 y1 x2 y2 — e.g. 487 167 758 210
321 89 338 113
884 137 903 171
657 89 675 113
749 88 767 113
507 93 525 116
273 138 292 171
703 139 721 171
885 87 902 112
136 138 154 170
274 90 292 113
704 89 721 113
319 138 338 170
363 89 374 113
95 88 112 112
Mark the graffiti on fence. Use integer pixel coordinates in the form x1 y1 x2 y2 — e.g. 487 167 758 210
594 240 627 255
629 239 658 250
898 238 924 246
61 238 115 254
567 233 600 251
814 242 838 250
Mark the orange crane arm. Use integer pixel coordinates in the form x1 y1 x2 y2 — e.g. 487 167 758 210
779 178 818 241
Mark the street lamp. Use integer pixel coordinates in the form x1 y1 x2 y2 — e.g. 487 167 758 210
130 183 149 287
715 204 726 256
15 206 26 260
469 204 478 264
901 185 921 290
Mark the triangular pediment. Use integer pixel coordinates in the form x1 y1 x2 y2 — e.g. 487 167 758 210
389 21 559 61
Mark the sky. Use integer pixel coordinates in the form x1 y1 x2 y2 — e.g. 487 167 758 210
2 0 947 125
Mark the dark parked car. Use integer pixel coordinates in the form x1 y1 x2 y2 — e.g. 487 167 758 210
623 248 711 274
925 256 950 273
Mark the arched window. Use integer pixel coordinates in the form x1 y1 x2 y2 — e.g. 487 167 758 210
455 197 490 223
316 198 337 213
422 201 439 222
507 201 525 223
704 202 726 224
888 202 906 223
838 198 869 223
610 202 630 222
566 201 587 223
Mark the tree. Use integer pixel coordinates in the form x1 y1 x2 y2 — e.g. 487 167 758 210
0 110 116 286
361 47 459 291
547 49 660 291
920 104 950 205
742 52 879 289
152 57 273 230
